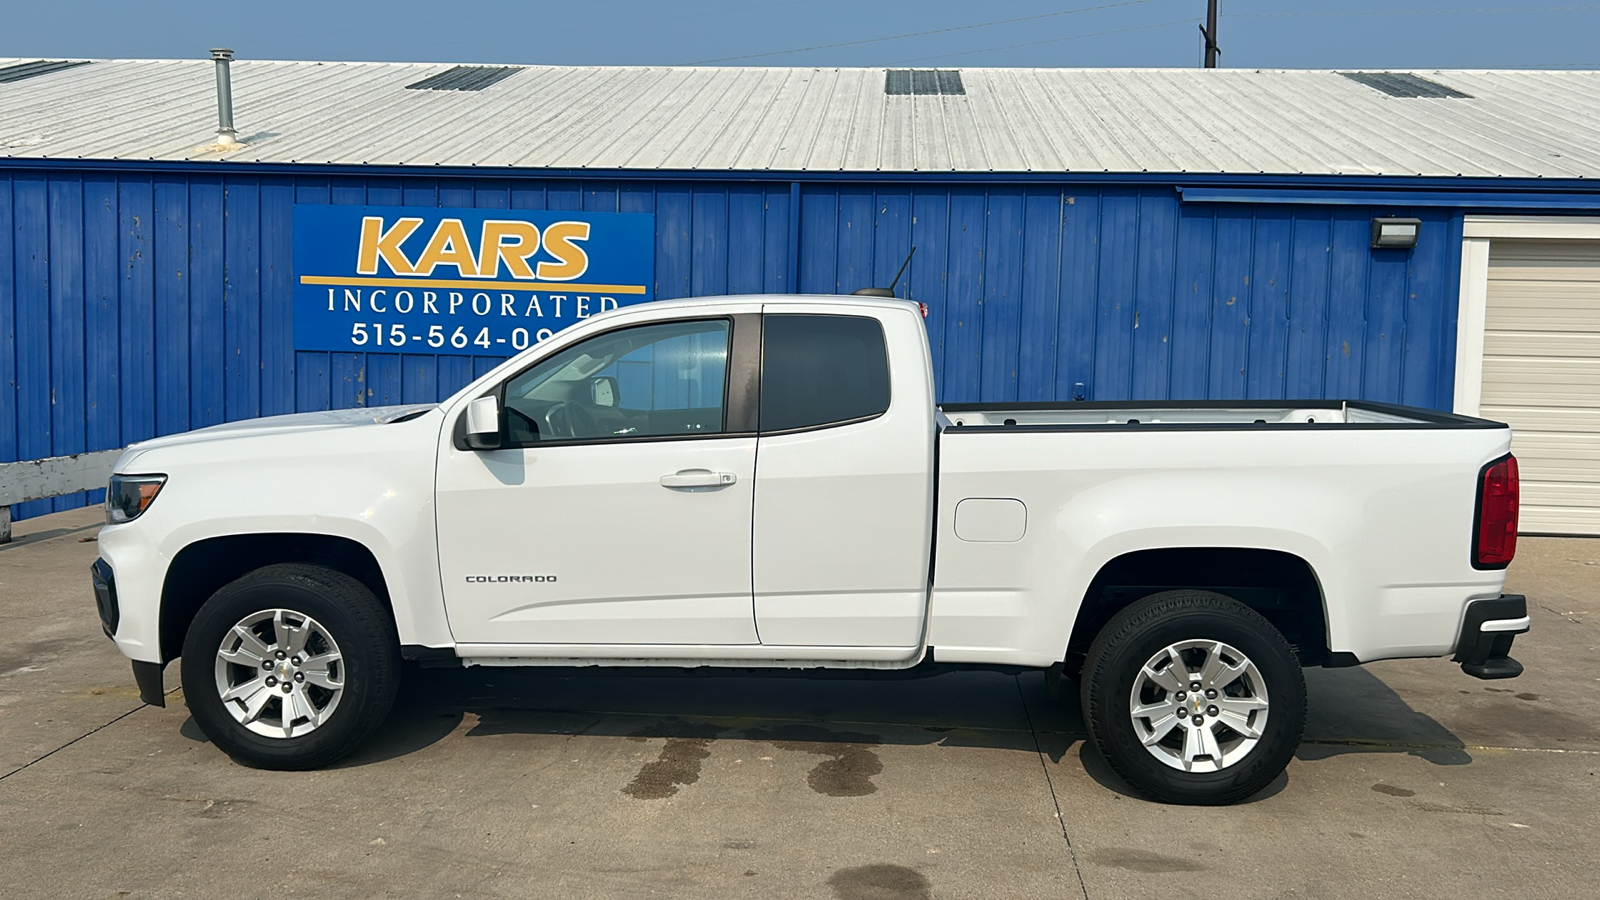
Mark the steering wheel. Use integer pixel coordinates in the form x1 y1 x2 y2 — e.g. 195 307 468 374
543 401 575 439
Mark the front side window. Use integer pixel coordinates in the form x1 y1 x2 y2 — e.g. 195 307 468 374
502 319 730 444
760 314 891 433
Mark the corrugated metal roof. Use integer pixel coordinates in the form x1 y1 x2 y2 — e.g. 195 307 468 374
2 58 1599 178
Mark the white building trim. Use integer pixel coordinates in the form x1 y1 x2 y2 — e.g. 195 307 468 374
1454 217 1600 415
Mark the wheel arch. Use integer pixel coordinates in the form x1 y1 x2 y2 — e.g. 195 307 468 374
1065 547 1329 675
159 533 393 663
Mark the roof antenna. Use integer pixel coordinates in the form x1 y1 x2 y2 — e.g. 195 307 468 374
852 246 917 298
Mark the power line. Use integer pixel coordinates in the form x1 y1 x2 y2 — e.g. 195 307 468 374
683 0 1166 64
888 17 1198 65
1233 4 1600 17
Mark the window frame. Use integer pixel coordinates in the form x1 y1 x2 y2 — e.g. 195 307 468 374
489 314 759 449
756 313 894 436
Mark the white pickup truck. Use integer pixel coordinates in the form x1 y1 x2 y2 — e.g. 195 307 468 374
91 294 1529 805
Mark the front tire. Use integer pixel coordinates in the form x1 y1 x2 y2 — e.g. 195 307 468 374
180 563 400 770
1080 590 1306 805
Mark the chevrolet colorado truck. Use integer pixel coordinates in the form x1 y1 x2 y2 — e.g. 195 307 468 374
91 294 1529 805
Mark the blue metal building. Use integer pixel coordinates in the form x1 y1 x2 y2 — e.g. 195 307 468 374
5 61 1600 525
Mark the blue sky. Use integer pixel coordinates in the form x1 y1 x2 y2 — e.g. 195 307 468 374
5 1 1598 69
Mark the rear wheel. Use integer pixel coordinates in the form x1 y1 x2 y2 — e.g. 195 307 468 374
180 563 400 770
1080 590 1306 805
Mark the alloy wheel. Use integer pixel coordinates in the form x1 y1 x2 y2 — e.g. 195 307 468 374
212 608 345 739
1128 639 1271 772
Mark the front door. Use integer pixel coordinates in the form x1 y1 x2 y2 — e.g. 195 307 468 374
436 315 759 646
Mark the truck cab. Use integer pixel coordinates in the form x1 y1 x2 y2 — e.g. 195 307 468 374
433 297 936 656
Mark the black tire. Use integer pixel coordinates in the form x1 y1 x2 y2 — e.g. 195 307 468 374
180 563 400 770
1079 590 1306 805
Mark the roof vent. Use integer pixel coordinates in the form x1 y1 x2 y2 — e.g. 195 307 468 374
405 66 520 92
211 49 238 147
1339 72 1471 99
0 60 91 85
886 69 964 96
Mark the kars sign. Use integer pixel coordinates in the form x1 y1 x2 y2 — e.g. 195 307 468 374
292 205 655 355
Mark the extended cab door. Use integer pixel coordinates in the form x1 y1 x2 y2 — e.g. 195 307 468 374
435 310 762 646
751 303 937 649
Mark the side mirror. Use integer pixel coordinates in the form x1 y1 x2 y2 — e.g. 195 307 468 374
463 395 502 451
590 376 619 409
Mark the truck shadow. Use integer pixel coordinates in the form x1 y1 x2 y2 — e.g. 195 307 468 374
310 661 1471 795
346 665 1069 768
1298 666 1473 765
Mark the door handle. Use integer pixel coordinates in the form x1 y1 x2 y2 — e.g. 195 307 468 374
660 469 736 489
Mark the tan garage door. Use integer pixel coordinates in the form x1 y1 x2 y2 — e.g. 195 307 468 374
1480 239 1600 535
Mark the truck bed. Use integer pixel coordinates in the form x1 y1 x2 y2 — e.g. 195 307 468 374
927 398 1511 669
938 399 1500 430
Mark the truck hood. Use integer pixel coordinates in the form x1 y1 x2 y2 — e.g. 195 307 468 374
115 404 438 469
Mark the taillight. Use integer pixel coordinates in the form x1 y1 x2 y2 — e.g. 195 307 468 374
917 302 929 318
1474 455 1519 568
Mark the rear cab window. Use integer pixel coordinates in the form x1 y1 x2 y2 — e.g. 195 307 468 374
759 314 890 433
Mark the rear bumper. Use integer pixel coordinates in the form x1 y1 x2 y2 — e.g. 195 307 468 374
1452 593 1529 679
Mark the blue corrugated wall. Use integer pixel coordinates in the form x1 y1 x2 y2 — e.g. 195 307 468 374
2 167 1465 520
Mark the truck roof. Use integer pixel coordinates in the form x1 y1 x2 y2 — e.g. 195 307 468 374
617 294 922 317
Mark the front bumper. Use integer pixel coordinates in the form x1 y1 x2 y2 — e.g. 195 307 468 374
1452 593 1529 679
91 558 118 638
91 558 167 707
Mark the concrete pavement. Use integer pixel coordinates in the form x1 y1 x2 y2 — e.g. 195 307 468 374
0 506 1595 899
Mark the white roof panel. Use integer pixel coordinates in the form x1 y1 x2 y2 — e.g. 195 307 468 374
2 58 1599 178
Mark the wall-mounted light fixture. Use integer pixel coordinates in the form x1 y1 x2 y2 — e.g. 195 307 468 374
1371 216 1421 250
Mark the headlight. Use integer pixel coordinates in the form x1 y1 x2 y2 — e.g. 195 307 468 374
106 474 167 524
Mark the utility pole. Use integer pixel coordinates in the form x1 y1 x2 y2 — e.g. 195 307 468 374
1200 0 1220 68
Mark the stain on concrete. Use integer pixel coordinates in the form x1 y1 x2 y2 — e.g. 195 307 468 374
1412 801 1506 816
723 839 756 850
1372 783 1416 797
159 796 257 819
194 798 257 819
1089 848 1206 873
0 637 77 679
827 864 931 900
622 720 723 800
624 737 712 799
743 724 884 797
808 746 884 797
1516 693 1541 702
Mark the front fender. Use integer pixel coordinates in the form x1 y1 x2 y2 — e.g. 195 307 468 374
98 413 452 662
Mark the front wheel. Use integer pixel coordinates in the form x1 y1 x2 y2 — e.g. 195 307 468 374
180 563 400 770
1080 590 1306 805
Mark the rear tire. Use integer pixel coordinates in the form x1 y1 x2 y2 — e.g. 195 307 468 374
180 563 400 770
1080 590 1306 805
